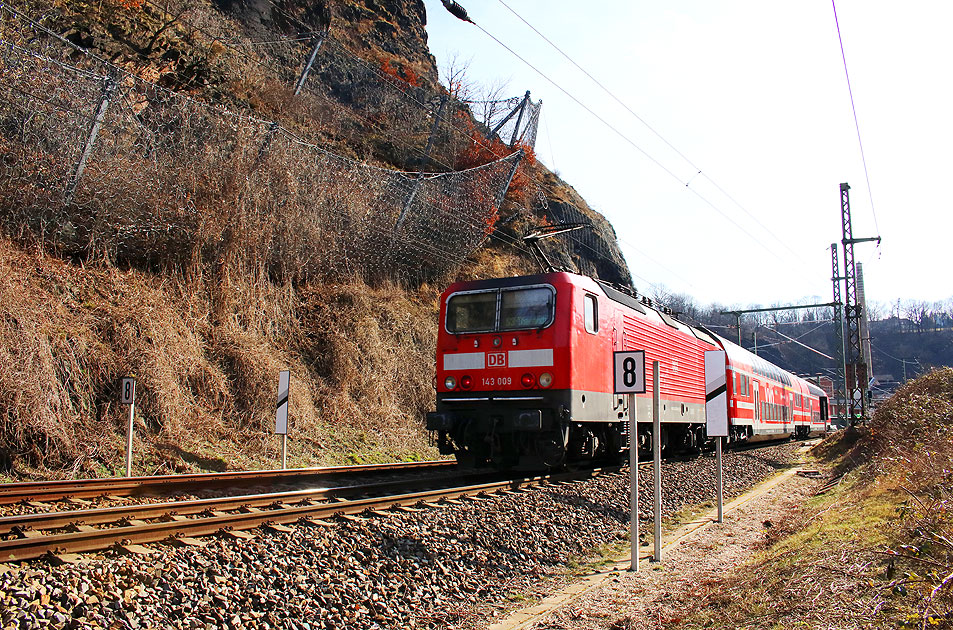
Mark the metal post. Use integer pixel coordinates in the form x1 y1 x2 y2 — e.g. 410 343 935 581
490 93 527 138
67 77 115 204
735 313 742 346
276 370 290 468
395 95 449 231
839 183 880 424
493 150 524 210
716 437 723 522
652 360 662 563
629 392 638 572
420 95 448 170
509 90 531 146
753 330 758 355
125 400 135 477
293 31 327 96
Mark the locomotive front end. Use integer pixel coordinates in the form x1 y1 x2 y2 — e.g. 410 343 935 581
426 275 571 469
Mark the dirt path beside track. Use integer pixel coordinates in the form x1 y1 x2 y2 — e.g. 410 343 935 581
490 466 817 630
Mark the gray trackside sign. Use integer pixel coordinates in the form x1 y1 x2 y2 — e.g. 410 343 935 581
275 370 290 435
704 350 729 437
120 377 136 405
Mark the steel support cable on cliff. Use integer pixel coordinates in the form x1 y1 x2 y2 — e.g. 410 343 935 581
440 1 801 270
493 0 809 267
832 0 881 239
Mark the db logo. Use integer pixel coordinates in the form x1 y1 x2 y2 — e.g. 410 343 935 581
487 352 506 368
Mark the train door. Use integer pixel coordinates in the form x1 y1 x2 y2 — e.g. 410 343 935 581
753 381 760 424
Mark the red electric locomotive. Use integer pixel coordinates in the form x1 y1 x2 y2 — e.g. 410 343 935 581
426 272 828 469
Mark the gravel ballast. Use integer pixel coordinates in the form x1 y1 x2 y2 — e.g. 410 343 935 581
0 443 804 630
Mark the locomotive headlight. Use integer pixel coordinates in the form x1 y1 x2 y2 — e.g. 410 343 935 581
539 372 553 388
521 373 536 388
460 375 473 389
445 376 457 390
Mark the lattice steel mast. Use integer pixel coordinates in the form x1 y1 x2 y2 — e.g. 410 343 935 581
839 183 880 424
830 243 847 420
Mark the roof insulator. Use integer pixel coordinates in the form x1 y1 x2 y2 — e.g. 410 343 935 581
441 0 473 23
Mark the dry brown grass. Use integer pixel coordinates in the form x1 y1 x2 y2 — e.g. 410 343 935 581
0 235 442 478
676 371 953 630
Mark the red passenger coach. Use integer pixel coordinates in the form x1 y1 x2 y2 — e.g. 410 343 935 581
426 272 829 469
718 339 829 442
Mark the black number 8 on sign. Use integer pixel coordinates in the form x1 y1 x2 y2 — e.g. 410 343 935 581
120 377 136 405
623 357 638 387
614 351 645 394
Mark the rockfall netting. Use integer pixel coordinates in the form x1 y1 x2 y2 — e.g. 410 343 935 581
0 4 526 284
463 94 542 150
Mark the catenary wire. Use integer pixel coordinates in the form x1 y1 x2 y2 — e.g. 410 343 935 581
831 0 881 239
467 19 800 270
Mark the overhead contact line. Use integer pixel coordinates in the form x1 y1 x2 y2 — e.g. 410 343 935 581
831 0 880 239
493 0 810 267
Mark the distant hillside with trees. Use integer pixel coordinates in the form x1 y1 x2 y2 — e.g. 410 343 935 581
654 287 953 392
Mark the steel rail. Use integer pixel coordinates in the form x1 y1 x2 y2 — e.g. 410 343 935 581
0 460 456 505
0 469 505 536
0 467 619 562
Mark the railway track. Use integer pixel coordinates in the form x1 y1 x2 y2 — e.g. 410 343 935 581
0 440 812 564
0 467 621 563
0 460 456 505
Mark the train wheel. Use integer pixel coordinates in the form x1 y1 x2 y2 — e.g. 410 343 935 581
535 431 567 468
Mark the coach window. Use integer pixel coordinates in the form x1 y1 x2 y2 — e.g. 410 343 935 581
584 294 598 334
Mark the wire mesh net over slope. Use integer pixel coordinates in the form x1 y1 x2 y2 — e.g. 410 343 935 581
462 94 541 150
0 9 523 284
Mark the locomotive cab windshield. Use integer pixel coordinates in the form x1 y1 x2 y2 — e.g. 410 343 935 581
446 285 555 333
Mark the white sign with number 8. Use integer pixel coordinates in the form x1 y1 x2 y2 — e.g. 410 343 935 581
613 351 646 394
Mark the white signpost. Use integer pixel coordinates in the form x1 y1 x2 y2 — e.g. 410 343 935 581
119 377 136 477
613 351 645 572
705 350 728 522
276 370 290 469
651 361 662 563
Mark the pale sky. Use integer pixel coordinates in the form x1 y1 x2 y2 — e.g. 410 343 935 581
421 0 952 308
